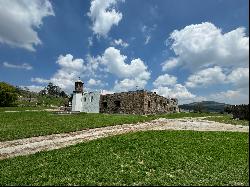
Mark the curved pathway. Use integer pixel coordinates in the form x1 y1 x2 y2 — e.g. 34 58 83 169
0 117 248 160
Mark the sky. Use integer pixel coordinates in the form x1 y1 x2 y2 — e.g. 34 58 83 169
0 0 249 104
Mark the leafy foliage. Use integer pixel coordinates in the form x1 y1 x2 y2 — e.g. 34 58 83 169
0 82 18 107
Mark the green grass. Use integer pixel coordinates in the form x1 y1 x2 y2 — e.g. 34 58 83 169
0 131 248 186
205 115 249 126
0 111 237 141
0 106 52 112
0 112 157 141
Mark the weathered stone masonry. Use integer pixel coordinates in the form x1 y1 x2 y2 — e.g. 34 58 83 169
72 79 179 114
99 90 178 115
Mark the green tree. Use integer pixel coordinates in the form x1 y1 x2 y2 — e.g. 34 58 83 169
0 82 18 107
46 82 61 97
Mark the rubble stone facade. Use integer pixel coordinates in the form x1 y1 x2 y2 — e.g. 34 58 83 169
99 90 178 115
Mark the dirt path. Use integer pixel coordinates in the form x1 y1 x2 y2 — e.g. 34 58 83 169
0 117 248 160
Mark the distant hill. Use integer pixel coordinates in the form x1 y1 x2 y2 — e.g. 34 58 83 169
179 101 228 113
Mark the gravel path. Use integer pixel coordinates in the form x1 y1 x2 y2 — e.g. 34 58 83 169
0 117 248 160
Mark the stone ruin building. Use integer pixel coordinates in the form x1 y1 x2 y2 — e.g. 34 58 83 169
72 79 179 114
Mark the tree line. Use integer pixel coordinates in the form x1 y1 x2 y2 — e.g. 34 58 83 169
0 82 69 107
224 104 249 120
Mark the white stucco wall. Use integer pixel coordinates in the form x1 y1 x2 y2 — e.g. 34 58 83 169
82 92 100 113
72 92 83 112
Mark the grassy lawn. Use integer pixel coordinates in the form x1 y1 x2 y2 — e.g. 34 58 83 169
205 115 249 126
0 130 248 186
0 109 243 141
0 112 157 141
0 106 51 112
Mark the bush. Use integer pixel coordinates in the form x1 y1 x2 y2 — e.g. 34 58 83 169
0 82 18 107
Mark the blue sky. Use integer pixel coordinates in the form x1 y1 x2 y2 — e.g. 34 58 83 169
0 0 249 104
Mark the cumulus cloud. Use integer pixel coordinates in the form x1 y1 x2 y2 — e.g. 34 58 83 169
152 84 203 104
164 22 249 71
31 46 151 93
207 90 249 105
226 67 249 89
88 0 123 37
100 47 150 79
0 0 54 51
110 38 129 48
153 74 177 87
97 47 151 92
32 54 85 92
49 54 85 91
113 78 149 92
185 66 226 88
161 58 180 71
87 78 105 87
3 62 33 70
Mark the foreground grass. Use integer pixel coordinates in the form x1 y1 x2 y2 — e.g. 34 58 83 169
0 112 157 141
0 106 51 112
205 115 249 126
0 110 234 141
0 131 248 186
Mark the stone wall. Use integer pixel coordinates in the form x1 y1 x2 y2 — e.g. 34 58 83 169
144 92 178 114
99 90 178 115
100 90 145 114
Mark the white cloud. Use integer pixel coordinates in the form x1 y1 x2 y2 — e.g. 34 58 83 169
113 77 148 92
100 89 114 95
3 62 33 70
31 77 50 84
207 90 249 105
111 38 129 47
21 85 45 93
88 0 123 37
152 84 202 104
145 35 151 45
32 54 85 93
185 66 226 88
0 0 54 51
98 47 151 92
100 47 150 79
226 67 249 89
164 22 249 71
141 24 156 45
56 54 84 70
153 74 177 87
87 78 105 87
50 55 85 91
88 36 93 46
161 58 180 71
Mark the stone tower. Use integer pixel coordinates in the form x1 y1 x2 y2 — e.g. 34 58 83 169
74 78 83 93
72 78 84 112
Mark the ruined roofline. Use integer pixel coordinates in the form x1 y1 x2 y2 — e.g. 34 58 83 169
100 89 178 101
